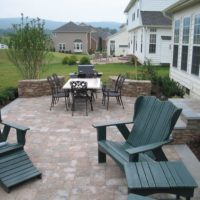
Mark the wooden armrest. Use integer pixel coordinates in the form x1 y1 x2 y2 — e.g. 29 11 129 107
93 121 134 141
1 121 29 132
126 140 172 155
1 121 30 146
93 120 133 128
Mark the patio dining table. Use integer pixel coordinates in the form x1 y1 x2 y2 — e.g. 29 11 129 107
62 78 102 90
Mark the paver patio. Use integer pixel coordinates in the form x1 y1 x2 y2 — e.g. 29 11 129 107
0 95 199 199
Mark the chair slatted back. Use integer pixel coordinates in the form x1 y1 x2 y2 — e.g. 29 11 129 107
127 96 182 147
47 76 57 95
52 73 62 88
115 75 125 93
70 81 88 97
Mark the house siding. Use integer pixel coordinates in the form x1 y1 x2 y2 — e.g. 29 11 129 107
141 0 178 11
91 38 97 51
126 0 175 65
52 32 88 53
128 27 172 65
107 28 129 56
170 3 200 99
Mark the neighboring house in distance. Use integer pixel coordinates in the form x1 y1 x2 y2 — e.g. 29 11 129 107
52 22 110 54
124 0 178 65
107 24 129 56
165 0 200 99
0 43 8 49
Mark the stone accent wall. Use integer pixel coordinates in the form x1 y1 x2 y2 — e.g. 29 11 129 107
18 76 65 98
108 76 152 97
172 119 200 144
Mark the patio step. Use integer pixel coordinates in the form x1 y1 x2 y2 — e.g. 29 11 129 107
169 98 200 124
170 98 200 144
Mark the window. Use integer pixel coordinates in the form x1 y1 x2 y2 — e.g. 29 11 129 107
110 40 115 55
150 28 156 32
181 17 190 72
173 45 178 68
59 43 65 51
74 39 83 52
194 14 200 44
191 46 200 76
181 46 188 71
182 17 190 44
174 20 180 43
191 14 200 76
161 36 171 40
137 9 139 18
132 12 135 21
149 34 156 53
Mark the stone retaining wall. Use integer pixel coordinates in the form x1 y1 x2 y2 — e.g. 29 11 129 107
172 119 200 144
18 76 65 98
108 76 152 97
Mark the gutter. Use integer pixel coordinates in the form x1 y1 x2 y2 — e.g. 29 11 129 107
164 0 199 15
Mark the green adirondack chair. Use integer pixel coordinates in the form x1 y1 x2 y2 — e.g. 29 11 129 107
93 96 182 169
0 111 42 192
128 194 154 200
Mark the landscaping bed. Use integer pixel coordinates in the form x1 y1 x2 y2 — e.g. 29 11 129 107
187 138 200 161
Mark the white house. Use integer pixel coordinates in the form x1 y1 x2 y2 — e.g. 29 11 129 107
0 43 8 49
165 0 200 99
124 0 178 65
107 25 129 57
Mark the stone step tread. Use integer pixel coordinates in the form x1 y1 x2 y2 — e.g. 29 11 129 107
174 117 187 129
169 99 200 120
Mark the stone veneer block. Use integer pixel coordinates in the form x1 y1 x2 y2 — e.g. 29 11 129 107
18 76 65 98
108 76 152 97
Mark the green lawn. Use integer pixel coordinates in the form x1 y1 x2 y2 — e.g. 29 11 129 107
0 50 169 91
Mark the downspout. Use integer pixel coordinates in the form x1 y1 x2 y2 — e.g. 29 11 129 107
86 33 88 54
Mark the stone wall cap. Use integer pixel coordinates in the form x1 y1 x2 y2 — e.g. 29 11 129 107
109 76 151 83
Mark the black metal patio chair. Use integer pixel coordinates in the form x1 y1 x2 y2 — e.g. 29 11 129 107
47 76 69 110
102 75 125 110
70 81 93 116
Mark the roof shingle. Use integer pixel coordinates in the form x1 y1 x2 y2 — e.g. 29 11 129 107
141 11 172 26
53 21 93 33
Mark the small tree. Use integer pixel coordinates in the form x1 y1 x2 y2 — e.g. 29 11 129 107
7 14 51 79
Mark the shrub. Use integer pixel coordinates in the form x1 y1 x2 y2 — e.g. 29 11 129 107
159 77 185 98
88 49 94 55
62 56 69 64
0 87 18 107
79 56 90 65
140 60 185 98
7 14 51 79
68 55 77 65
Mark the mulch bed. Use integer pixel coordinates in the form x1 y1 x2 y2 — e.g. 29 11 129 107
187 138 200 161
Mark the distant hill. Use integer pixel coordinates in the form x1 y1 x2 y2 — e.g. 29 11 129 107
0 18 121 31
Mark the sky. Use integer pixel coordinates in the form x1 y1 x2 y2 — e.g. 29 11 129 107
1 0 130 23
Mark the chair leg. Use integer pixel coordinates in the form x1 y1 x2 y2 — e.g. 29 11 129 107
116 97 120 105
71 98 75 116
64 96 68 111
119 96 124 109
98 150 106 163
50 96 54 110
86 98 88 116
90 98 93 111
102 94 105 105
107 96 109 110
